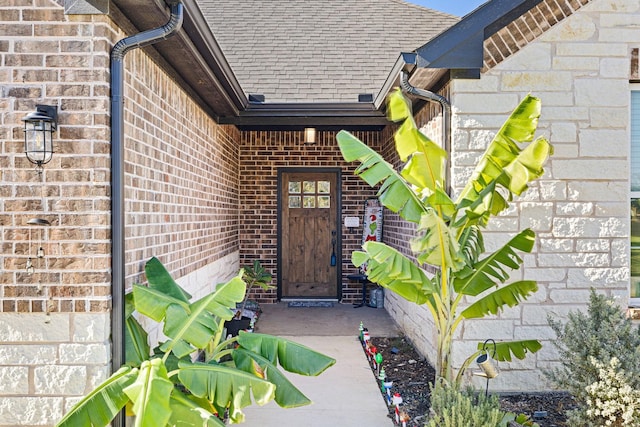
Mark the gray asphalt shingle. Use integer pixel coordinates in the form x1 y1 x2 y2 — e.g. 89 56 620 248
200 0 458 103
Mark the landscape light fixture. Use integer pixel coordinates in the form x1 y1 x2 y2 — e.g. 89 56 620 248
473 338 499 396
22 105 57 171
304 127 316 145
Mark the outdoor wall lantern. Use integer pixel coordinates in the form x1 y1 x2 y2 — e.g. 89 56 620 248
22 105 57 171
21 105 56 274
304 127 316 145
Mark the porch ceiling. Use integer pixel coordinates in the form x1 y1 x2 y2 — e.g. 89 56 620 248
110 0 459 130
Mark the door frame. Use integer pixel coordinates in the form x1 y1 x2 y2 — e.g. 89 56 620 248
277 167 342 300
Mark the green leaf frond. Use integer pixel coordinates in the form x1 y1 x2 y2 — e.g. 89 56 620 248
56 366 138 427
124 358 173 426
461 280 538 319
454 229 536 296
479 340 543 362
456 95 553 227
161 273 246 357
168 390 225 426
352 242 434 305
236 332 336 376
458 225 484 267
232 348 313 408
410 210 465 272
177 361 276 424
337 130 426 223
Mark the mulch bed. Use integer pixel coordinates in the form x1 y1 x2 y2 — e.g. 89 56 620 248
364 336 576 426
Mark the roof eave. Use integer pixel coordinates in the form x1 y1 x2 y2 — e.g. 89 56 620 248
415 0 543 72
110 0 247 119
221 102 389 129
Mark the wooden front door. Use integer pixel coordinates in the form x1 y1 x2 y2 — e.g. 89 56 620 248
280 170 340 299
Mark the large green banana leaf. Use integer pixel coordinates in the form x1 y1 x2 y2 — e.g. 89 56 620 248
352 242 433 304
125 313 150 366
387 85 414 125
456 95 552 225
56 366 137 427
397 120 447 192
232 348 312 408
479 340 543 362
123 358 173 427
454 229 535 296
177 361 276 424
125 292 150 366
503 136 552 195
168 390 224 427
461 280 538 319
161 273 246 356
458 225 484 268
236 332 336 376
145 256 192 302
410 209 465 271
337 130 426 223
132 285 190 323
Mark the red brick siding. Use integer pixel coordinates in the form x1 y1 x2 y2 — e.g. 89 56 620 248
122 48 240 287
0 2 113 313
0 1 241 313
239 130 381 303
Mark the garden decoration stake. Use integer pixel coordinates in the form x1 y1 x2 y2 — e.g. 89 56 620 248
338 89 552 384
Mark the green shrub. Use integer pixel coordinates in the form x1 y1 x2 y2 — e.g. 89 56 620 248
426 381 503 427
546 289 640 425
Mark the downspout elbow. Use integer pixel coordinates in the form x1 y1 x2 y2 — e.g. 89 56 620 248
399 70 451 117
112 2 184 61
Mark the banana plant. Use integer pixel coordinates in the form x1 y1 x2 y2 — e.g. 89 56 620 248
57 257 335 426
337 89 552 383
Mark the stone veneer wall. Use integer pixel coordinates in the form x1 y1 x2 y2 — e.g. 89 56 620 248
383 0 637 391
0 1 241 425
238 130 381 303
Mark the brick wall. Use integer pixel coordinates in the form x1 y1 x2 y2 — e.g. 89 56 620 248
239 129 381 303
0 1 242 424
1 1 112 315
122 47 240 289
0 2 113 424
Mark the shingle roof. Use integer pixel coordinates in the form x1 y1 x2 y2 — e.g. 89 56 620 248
200 0 458 104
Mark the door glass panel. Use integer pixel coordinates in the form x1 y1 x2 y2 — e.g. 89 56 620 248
289 196 301 208
289 181 301 193
303 196 315 208
303 181 315 194
318 181 330 193
318 195 330 208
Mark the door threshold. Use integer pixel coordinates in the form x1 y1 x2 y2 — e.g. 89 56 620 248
281 298 339 302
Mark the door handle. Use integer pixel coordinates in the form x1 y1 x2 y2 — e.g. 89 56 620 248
330 230 337 266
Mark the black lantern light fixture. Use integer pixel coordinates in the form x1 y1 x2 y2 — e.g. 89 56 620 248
22 105 57 170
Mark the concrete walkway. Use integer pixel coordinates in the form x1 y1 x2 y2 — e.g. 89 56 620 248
241 302 399 426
